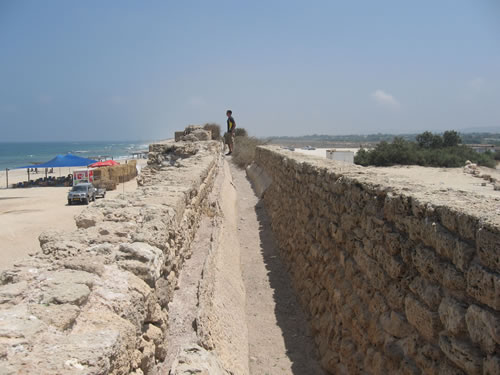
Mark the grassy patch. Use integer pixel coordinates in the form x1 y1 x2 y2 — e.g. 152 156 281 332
203 123 221 140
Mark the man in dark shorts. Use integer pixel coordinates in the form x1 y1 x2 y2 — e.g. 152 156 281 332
225 110 236 155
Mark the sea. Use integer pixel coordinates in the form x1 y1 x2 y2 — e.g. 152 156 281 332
0 141 152 170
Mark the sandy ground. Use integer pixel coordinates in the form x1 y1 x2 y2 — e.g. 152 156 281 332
231 163 324 374
0 159 147 270
370 164 500 199
294 147 500 199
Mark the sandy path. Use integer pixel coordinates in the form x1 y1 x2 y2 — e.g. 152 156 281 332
231 163 324 375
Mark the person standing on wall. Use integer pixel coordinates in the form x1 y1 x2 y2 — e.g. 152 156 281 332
225 110 236 156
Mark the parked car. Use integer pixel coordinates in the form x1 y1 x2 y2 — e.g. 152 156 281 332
67 183 96 205
95 187 106 199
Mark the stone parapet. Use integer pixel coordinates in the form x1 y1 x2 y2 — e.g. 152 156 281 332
253 145 500 375
0 140 221 374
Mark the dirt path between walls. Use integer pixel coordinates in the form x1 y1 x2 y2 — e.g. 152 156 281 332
230 163 325 375
156 158 324 374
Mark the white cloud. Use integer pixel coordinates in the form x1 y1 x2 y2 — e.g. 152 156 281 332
469 77 484 91
371 89 400 109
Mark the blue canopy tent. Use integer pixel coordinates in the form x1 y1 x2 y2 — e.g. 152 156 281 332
16 154 98 169
13 154 98 186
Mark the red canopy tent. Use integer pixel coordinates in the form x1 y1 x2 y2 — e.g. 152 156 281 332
88 160 119 167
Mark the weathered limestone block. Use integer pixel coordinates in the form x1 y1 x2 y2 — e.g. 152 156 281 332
438 297 467 336
430 223 457 260
412 245 442 284
144 323 166 361
174 131 184 141
374 246 406 279
412 342 444 375
0 304 44 341
379 311 415 338
41 269 95 305
466 264 500 310
28 304 80 330
386 282 406 311
452 241 476 273
254 146 500 375
405 295 442 341
483 355 500 375
409 276 442 310
456 212 479 242
170 345 231 374
465 305 499 353
439 333 483 375
75 208 104 228
0 281 28 305
442 263 467 291
476 226 500 271
40 238 87 257
42 283 90 305
116 242 165 287
353 249 390 291
61 256 106 276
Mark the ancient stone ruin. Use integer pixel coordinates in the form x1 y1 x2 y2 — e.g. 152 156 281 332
0 137 498 374
250 146 500 374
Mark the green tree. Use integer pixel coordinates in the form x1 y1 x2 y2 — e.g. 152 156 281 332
416 131 443 149
443 130 461 147
416 131 434 148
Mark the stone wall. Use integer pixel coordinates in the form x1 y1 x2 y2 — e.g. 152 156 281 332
253 145 500 375
0 140 221 374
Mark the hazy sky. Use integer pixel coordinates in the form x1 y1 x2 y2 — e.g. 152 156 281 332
1 0 499 141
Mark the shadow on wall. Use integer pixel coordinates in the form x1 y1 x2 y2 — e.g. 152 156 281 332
253 198 326 374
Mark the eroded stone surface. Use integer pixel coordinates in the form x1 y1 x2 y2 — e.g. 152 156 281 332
252 145 500 375
0 140 221 374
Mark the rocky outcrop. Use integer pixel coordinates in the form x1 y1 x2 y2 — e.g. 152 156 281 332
252 145 500 375
174 125 212 142
0 140 221 374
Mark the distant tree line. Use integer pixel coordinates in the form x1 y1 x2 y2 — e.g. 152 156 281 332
354 131 497 168
269 132 500 145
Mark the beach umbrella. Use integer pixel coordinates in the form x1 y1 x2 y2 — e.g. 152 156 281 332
88 160 119 167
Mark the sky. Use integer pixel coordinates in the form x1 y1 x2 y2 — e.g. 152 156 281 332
0 0 499 141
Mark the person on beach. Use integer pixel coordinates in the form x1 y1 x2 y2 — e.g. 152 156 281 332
225 110 236 155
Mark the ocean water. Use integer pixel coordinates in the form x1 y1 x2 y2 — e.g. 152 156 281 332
0 141 151 170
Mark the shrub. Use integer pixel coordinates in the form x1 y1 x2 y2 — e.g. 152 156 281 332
232 136 265 169
443 130 461 147
203 123 221 140
354 131 496 168
234 127 248 137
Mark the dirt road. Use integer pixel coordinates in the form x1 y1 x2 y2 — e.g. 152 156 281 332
231 163 324 374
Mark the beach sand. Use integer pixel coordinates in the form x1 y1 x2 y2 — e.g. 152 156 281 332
0 159 147 270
